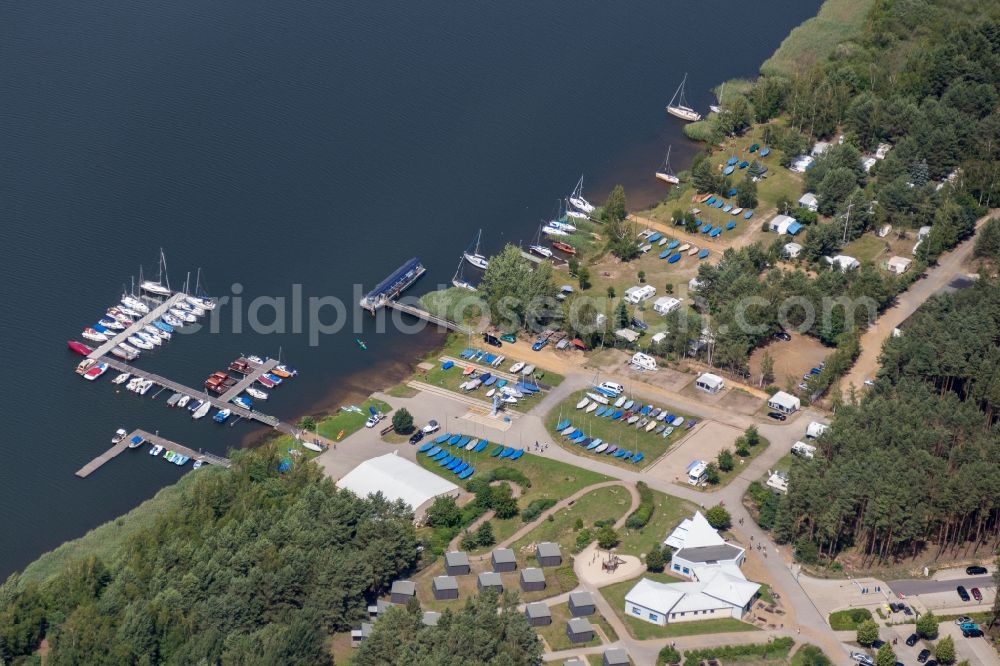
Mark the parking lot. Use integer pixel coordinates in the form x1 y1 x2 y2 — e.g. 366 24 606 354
643 420 742 486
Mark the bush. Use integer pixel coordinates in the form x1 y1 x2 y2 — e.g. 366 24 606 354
746 481 780 530
391 408 414 434
597 526 620 549
483 467 531 489
916 611 938 639
459 530 477 551
717 449 735 472
681 637 794 666
828 608 873 630
934 635 955 665
658 644 681 665
791 645 833 666
705 505 731 530
625 482 655 529
297 415 316 432
520 498 556 523
489 484 519 520
574 528 593 552
646 546 671 573
856 618 879 646
795 537 820 565
474 521 495 548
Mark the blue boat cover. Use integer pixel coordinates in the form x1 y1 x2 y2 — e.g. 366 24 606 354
480 372 492 383
668 254 681 264
715 200 725 208
435 433 451 444
640 405 651 415
701 224 712 233
710 228 721 237
439 455 454 466
723 204 732 212
706 196 717 205
484 376 497 386
632 453 644 463
499 447 514 459
726 156 738 166
456 435 471 447
647 232 662 242
442 360 454 370
587 440 601 450
728 187 738 196
744 210 753 219
418 442 434 453
760 147 770 156
556 419 571 431
426 446 441 456
458 467 474 479
448 434 462 445
726 221 736 230
446 458 463 471
433 450 449 461
491 446 503 457
787 221 803 235
474 440 489 453
612 410 624 420
496 379 507 388
667 239 679 249
659 249 671 259
483 353 495 363
739 161 749 169
614 450 626 458
509 449 524 461
568 429 582 438
698 249 710 259
454 462 469 474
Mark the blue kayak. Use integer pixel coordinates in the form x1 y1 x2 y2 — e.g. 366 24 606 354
726 221 736 230
667 239 679 249
698 249 710 259
458 467 474 480
710 228 721 237
668 253 681 264
426 446 441 457
632 452 644 464
418 442 434 453
509 449 524 461
433 450 449 461
439 455 454 467
499 447 514 459
448 434 462 445
744 210 753 219
474 440 489 453
446 458 463 470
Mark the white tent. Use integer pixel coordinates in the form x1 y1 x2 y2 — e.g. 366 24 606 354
768 391 800 414
336 453 459 514
695 373 725 394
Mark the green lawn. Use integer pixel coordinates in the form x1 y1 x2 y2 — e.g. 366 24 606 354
435 333 564 387
415 449 609 546
599 573 759 640
828 608 873 630
315 398 391 443
546 390 697 469
843 233 892 265
711 434 771 489
385 383 419 398
511 485 632 557
535 602 604 652
616 488 695 558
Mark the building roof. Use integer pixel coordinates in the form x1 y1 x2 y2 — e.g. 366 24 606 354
783 242 803 256
829 254 860 270
390 580 415 596
603 648 631 665
336 452 458 511
445 551 469 567
614 329 640 343
492 548 516 564
569 591 595 607
422 611 441 626
696 373 724 389
433 575 458 591
625 569 760 616
537 542 562 558
625 577 685 614
768 390 800 410
478 572 502 587
567 617 593 634
675 543 745 564
521 567 546 583
665 511 727 550
699 569 761 607
887 255 912 268
564 659 588 666
798 192 818 206
653 296 681 310
526 602 551 618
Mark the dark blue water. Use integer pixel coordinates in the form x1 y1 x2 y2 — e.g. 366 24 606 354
0 0 822 577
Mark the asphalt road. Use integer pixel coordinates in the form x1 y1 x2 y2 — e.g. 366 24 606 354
889 575 994 597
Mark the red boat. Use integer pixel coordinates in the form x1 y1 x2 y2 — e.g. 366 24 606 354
551 241 577 255
68 340 93 356
257 375 276 388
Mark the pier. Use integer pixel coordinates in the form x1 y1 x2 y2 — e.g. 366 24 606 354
219 358 279 402
384 300 473 335
100 356 281 427
87 293 187 360
75 428 231 478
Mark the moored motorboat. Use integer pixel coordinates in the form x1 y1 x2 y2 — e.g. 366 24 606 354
118 342 140 356
149 444 163 456
128 335 154 351
246 355 264 365
121 295 150 314
162 314 183 328
275 363 297 377
246 387 268 401
263 373 282 385
257 375 276 388
82 327 108 343
112 428 128 444
270 366 291 378
232 395 252 410
213 408 232 423
177 395 191 408
170 308 196 323
551 241 576 255
111 347 137 361
112 372 131 385
117 304 143 319
128 434 144 449
145 324 169 340
83 362 109 381
99 317 125 331
166 392 183 407
138 379 154 394
192 401 212 419
192 459 204 469
529 244 553 258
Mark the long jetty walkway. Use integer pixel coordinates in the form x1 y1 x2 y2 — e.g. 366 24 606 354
101 357 280 427
87 293 186 360
220 358 278 402
384 300 473 335
76 429 231 478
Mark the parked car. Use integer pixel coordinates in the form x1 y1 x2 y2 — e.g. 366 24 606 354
483 333 502 348
500 333 516 343
630 317 649 331
957 585 970 601
767 411 787 421
902 605 914 616
408 431 424 444
422 420 440 434
963 627 984 638
809 367 822 375
954 616 973 625
971 587 982 601
870 639 885 649
905 633 919 647
925 660 938 666
966 565 988 575
850 652 874 666
798 383 810 391
917 649 931 663
774 330 792 341
531 338 548 351
365 414 380 428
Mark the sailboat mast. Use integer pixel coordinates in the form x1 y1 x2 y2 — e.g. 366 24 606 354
195 267 202 296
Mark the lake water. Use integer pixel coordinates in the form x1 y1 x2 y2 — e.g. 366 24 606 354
0 0 821 577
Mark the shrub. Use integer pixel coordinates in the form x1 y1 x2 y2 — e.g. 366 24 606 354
658 644 681 665
828 608 872 631
520 498 557 523
646 546 670 573
574 529 592 552
474 521 495 548
717 449 735 472
597 526 620 549
856 618 879 646
681 637 794 666
483 467 531 489
625 482 655 529
916 610 938 639
705 504 731 530
795 537 820 565
391 408 414 433
704 462 721 485
934 636 955 665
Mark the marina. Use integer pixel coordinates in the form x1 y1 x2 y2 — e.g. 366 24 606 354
86 292 187 360
75 429 231 478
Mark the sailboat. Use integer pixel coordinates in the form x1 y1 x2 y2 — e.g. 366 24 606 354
140 249 172 297
463 230 489 270
528 226 553 259
666 73 703 122
709 82 725 114
451 257 476 291
568 175 595 214
655 146 680 185
564 197 588 220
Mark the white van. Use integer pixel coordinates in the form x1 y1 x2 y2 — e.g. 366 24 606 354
598 381 624 396
791 441 816 458
805 422 828 439
686 460 708 485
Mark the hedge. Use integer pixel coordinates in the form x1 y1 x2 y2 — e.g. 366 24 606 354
520 498 556 523
681 637 794 666
625 481 655 529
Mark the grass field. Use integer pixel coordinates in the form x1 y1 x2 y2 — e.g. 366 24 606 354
599 572 759 640
546 390 696 469
712 434 770 488
415 449 609 546
315 398 391 443
761 0 875 76
615 488 695 558
535 601 604 652
511 485 632 557
828 608 873 630
435 333 565 387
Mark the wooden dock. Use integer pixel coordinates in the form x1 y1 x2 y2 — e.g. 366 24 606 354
87 293 187 360
219 358 278 402
384 300 473 335
75 429 231 478
100 356 280 427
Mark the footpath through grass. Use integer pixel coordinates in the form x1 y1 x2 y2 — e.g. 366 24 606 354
546 389 697 469
616 488 695 558
510 485 630 557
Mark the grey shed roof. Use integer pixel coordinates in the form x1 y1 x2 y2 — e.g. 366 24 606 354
376 599 395 613
567 617 593 633
433 575 458 590
521 567 545 583
390 580 415 596
603 647 630 665
525 602 551 618
675 544 743 563
569 591 595 606
478 572 502 587
564 660 587 666
537 541 562 558
445 551 469 567
492 548 516 564
422 611 441 627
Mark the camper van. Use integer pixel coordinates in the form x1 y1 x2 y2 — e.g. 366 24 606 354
597 381 624 397
630 352 657 371
791 441 817 458
686 460 708 485
805 422 828 439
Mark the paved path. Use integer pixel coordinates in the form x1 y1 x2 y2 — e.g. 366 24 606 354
889 575 993 597
840 213 993 397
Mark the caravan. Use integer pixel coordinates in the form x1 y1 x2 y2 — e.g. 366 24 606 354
791 441 816 458
630 352 657 371
686 460 708 485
